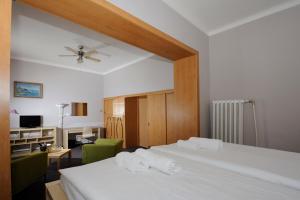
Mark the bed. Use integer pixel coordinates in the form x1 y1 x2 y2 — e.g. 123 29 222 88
59 142 300 200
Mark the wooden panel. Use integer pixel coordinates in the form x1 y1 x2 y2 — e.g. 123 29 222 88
104 99 113 116
105 117 114 139
104 98 126 146
20 0 197 61
113 97 125 117
71 102 87 116
125 97 139 148
104 99 113 138
138 97 148 147
112 97 125 146
147 94 167 146
0 0 12 199
166 92 177 144
104 89 174 100
46 181 68 200
173 55 200 140
114 117 126 148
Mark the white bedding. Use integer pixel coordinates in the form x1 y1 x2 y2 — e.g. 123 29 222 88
60 143 300 200
152 143 300 189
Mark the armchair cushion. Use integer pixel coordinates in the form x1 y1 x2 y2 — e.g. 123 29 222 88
11 152 48 195
82 139 123 164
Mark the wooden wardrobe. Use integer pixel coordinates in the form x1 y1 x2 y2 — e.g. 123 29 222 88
104 90 174 148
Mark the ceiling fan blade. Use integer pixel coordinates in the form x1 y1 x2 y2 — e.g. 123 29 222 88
85 56 101 62
77 57 83 63
59 55 77 57
97 51 111 57
65 47 78 54
83 43 111 51
84 49 98 57
94 43 111 49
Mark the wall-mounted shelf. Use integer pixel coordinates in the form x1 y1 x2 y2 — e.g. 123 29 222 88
10 127 57 158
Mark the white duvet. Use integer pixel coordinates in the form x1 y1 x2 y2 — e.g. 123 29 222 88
152 143 300 190
60 143 300 200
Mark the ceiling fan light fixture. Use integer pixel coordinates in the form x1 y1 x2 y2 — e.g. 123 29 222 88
77 56 83 63
60 45 104 64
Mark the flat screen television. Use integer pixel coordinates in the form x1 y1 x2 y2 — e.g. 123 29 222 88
20 115 42 128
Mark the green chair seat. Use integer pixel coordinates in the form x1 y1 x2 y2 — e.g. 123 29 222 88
11 152 48 195
82 138 123 164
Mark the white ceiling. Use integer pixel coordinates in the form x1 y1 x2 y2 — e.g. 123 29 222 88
12 0 300 73
161 0 300 35
11 2 153 75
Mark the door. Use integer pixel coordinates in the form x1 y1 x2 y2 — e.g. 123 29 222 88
138 97 148 147
147 93 166 146
125 97 139 148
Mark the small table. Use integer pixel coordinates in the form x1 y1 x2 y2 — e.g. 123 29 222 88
48 149 72 170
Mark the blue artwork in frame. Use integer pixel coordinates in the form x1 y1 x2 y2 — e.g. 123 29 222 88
14 81 43 98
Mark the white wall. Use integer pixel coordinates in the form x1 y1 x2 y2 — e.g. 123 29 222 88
104 56 173 97
110 0 210 136
10 59 104 128
11 57 174 128
209 6 300 152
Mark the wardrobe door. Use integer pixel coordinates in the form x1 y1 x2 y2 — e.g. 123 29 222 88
147 93 166 146
166 92 177 144
104 99 113 138
138 97 148 147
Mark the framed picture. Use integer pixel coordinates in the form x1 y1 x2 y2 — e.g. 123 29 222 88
14 81 43 98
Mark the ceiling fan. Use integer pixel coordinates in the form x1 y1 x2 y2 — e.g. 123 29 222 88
59 45 102 63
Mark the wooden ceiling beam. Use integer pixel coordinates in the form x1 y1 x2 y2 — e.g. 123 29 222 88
20 0 197 61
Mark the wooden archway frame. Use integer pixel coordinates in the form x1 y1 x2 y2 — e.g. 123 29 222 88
0 0 199 199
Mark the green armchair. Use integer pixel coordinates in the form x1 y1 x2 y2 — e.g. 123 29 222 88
11 152 48 195
82 138 123 164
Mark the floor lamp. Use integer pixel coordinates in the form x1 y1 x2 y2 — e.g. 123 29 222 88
56 103 69 147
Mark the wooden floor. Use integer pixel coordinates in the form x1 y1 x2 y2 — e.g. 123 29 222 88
46 181 68 200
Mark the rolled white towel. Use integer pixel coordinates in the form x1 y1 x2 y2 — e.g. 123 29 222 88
115 152 150 173
188 137 223 151
176 140 200 150
135 149 181 175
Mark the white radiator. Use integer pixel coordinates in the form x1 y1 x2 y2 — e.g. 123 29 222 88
211 100 251 144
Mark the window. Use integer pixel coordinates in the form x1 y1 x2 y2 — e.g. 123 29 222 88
113 102 124 117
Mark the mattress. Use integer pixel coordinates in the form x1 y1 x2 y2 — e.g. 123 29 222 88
60 143 300 200
152 143 300 188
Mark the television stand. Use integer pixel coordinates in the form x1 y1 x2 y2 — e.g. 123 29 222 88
10 127 57 158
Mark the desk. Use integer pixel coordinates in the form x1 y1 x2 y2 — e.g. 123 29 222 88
62 127 102 149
